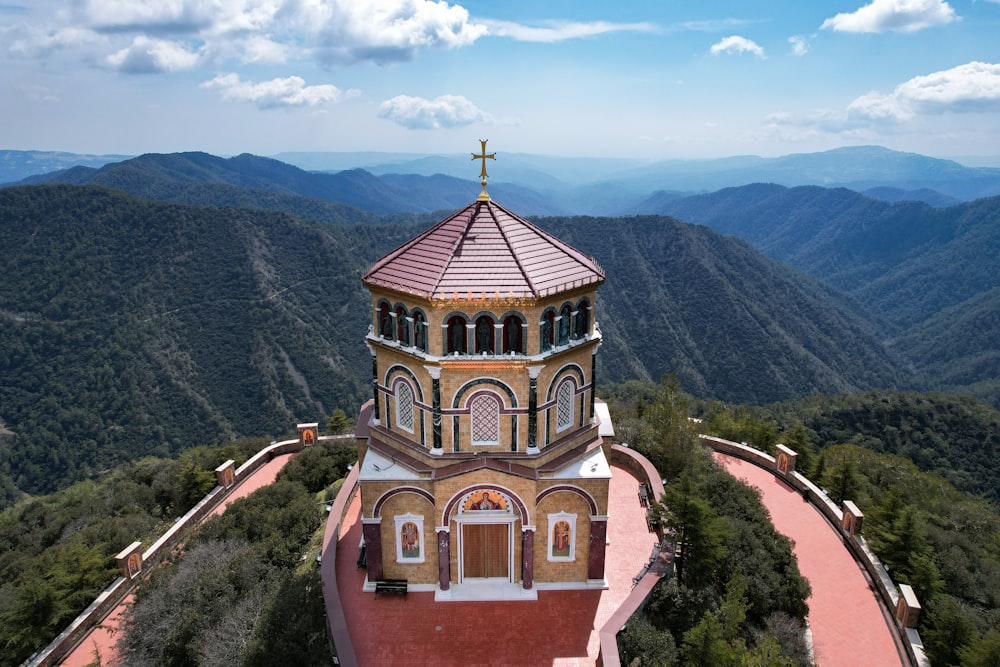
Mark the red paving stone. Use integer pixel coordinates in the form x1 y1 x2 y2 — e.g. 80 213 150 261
715 454 904 667
332 462 658 666
59 453 295 667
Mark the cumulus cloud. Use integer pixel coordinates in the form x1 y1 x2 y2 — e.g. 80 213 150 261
820 0 956 33
201 73 357 109
710 35 765 58
302 0 487 65
847 61 1000 121
481 19 655 43
106 35 200 73
377 94 492 129
788 35 809 56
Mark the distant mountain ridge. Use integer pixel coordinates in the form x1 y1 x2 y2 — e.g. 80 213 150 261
9 145 1000 214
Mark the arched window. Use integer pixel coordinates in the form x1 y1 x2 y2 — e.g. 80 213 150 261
475 315 495 354
540 309 556 353
470 393 501 445
502 315 523 354
446 315 467 355
395 380 414 433
378 302 392 339
395 305 409 345
575 301 590 339
412 311 427 352
558 304 573 346
556 379 575 433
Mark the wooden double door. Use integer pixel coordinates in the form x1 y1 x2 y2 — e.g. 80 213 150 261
462 523 510 580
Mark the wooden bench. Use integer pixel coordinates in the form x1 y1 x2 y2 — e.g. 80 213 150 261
375 579 408 597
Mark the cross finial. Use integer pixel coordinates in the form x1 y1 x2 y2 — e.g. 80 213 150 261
471 139 496 201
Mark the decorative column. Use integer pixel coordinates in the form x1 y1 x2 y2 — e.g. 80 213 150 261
437 527 451 592
405 316 414 347
465 323 475 354
494 322 503 354
388 312 398 342
521 322 529 355
440 322 448 355
367 342 379 423
590 342 600 421
570 310 579 340
362 518 384 581
425 365 443 453
521 527 535 590
587 517 608 582
526 365 545 453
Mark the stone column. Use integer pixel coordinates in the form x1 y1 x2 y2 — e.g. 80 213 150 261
405 316 414 347
570 310 579 339
388 312 397 342
440 322 448 356
367 343 379 423
437 527 451 591
521 322 529 355
494 323 503 355
526 365 545 453
465 323 475 354
362 518 384 581
425 366 443 453
587 517 608 582
590 344 599 421
521 527 535 589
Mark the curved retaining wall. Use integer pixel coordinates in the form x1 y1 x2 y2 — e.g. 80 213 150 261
26 435 313 667
700 435 930 667
319 461 361 667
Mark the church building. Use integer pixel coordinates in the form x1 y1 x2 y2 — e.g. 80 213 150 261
355 142 612 600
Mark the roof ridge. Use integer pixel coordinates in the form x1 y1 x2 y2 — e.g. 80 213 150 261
490 202 540 298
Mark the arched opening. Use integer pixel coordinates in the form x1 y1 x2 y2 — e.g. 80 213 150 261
556 378 575 433
558 304 572 346
395 379 414 433
470 393 501 446
378 301 392 339
412 310 427 352
502 315 523 354
575 300 590 339
540 309 556 353
447 315 467 355
475 315 495 354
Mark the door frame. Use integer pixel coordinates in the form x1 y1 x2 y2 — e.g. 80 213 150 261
455 514 516 583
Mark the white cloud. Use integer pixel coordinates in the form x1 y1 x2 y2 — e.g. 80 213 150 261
106 35 200 73
377 94 492 129
788 35 809 56
847 61 1000 122
710 35 765 58
302 0 487 65
820 0 956 33
201 73 356 109
481 19 655 43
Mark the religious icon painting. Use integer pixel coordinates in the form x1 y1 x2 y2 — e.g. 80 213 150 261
547 512 576 562
394 514 425 563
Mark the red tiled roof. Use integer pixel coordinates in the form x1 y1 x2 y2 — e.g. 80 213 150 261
362 200 604 299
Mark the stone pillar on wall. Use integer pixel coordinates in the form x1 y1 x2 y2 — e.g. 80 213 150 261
362 518 384 581
116 541 144 580
298 423 318 446
521 527 535 590
587 517 608 582
368 343 379 423
842 500 864 537
897 584 922 628
775 444 797 476
215 459 236 489
425 365 443 453
437 527 451 592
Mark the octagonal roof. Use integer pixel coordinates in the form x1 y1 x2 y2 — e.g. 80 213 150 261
362 200 604 300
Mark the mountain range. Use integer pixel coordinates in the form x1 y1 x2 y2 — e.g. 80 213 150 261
1 146 999 505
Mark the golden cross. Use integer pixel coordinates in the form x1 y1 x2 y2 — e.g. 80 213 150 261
471 139 496 201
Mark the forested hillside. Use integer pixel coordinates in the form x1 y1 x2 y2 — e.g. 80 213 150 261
0 184 905 504
645 185 1000 406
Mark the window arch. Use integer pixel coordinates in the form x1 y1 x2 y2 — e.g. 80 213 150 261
412 310 427 352
395 379 414 433
540 308 556 353
474 315 495 354
574 300 590 339
378 301 392 339
446 315 467 354
556 378 575 433
558 304 573 346
395 305 409 345
502 314 524 354
470 393 501 445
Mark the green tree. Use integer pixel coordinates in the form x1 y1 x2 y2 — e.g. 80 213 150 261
642 376 698 482
680 613 736 667
327 408 355 435
656 471 730 589
958 626 1000 667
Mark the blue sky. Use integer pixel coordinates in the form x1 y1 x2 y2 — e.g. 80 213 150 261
2 0 999 161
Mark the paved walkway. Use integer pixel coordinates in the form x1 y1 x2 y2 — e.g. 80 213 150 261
59 453 295 667
333 462 658 666
715 454 904 667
